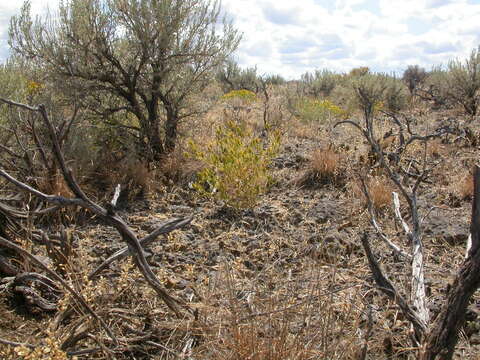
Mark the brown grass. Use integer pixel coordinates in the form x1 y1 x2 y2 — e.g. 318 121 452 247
194 263 363 360
296 147 343 187
349 176 394 211
452 171 474 201
368 177 394 211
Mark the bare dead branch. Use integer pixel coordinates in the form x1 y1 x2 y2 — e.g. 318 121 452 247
0 169 84 207
361 232 427 337
360 178 411 259
89 216 193 279
0 235 117 345
0 97 39 111
421 166 480 359
393 192 412 240
0 337 36 349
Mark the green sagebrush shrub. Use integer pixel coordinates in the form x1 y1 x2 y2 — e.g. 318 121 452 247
295 98 348 123
189 120 280 209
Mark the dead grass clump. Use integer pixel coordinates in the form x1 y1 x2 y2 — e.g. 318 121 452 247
448 170 474 203
367 177 393 211
296 147 344 187
349 176 393 212
90 156 155 200
427 139 445 159
159 148 204 186
194 264 363 360
125 161 153 193
37 171 73 198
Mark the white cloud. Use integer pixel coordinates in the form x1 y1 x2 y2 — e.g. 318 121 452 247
1 0 480 79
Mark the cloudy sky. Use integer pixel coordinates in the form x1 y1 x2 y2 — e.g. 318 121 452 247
1 0 480 79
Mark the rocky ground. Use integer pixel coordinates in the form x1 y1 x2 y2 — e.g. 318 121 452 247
1 109 480 359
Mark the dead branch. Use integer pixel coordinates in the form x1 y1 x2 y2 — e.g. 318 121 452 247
360 177 411 259
361 232 427 337
421 166 480 360
0 337 36 349
0 235 117 345
89 216 193 279
0 98 192 317
0 255 18 276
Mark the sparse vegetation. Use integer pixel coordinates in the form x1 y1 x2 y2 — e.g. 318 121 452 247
189 120 280 209
403 65 427 96
2 4 480 358
446 46 480 116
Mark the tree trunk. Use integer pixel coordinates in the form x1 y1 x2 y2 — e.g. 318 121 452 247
164 107 178 153
421 166 480 359
147 121 165 161
144 101 165 161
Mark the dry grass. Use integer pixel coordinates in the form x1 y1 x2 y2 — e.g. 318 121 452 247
296 147 344 187
4 79 480 360
193 263 364 360
37 171 73 198
349 176 394 212
159 147 204 186
449 170 474 201
367 177 394 211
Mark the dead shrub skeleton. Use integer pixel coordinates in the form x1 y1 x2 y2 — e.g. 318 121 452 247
336 88 480 358
0 98 194 354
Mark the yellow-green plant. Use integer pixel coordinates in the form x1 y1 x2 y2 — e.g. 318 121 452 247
221 89 257 103
189 120 280 209
295 98 347 123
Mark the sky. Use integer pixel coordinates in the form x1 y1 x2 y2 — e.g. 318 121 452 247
1 0 480 79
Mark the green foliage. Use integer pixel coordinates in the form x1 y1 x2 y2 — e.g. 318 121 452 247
383 76 408 113
9 0 241 159
299 69 339 98
0 61 27 125
446 46 480 116
422 66 450 107
349 66 370 77
351 73 407 118
217 59 261 93
189 120 280 209
295 98 348 123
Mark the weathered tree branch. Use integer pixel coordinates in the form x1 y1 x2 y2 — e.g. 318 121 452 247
0 235 117 345
360 178 411 259
89 217 193 279
361 232 427 336
421 166 480 360
0 99 192 317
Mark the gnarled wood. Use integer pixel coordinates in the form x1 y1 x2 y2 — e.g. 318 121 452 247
421 166 480 360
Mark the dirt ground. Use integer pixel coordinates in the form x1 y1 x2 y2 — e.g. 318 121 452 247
1 107 480 359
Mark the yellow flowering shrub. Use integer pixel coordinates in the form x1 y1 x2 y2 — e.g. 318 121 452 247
221 89 257 103
189 120 280 209
296 98 348 123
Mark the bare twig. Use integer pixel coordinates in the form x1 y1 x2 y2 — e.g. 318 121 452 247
89 217 193 279
361 232 427 337
0 235 117 345
360 178 411 259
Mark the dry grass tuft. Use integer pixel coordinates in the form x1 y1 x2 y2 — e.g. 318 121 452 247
349 176 394 212
159 148 204 186
37 171 73 198
367 177 394 211
296 147 344 187
450 170 474 201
